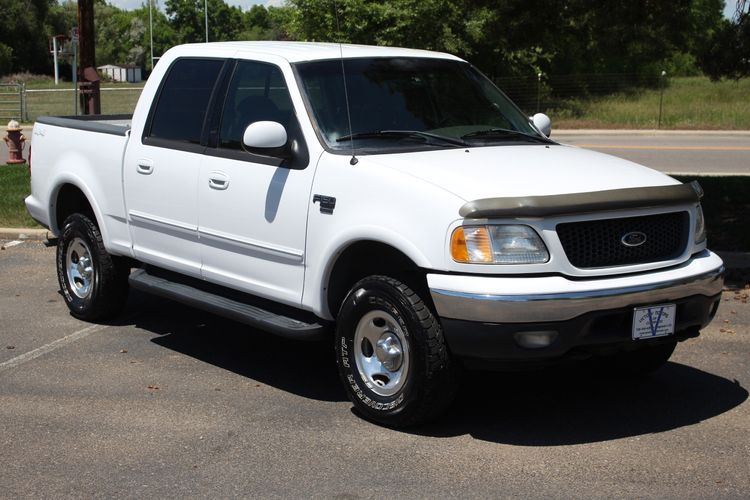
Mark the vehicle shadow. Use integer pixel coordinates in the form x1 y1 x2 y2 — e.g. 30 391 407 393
411 363 748 445
120 291 748 445
118 291 346 403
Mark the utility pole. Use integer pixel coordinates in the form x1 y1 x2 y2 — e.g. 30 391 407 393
657 70 666 129
71 29 78 115
736 0 748 21
536 72 542 113
52 37 60 85
77 0 101 114
205 0 209 42
149 0 155 70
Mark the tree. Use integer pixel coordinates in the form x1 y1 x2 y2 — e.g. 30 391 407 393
235 4 291 40
0 0 55 76
286 0 727 83
135 6 177 71
96 4 175 71
0 0 735 83
286 0 474 53
698 4 750 79
165 0 244 44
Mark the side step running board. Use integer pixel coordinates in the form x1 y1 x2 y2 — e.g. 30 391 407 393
129 268 328 341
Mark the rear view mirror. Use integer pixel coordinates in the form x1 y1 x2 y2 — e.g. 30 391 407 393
243 121 288 150
531 113 552 137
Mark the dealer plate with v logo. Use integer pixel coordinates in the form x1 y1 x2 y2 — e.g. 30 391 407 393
632 303 677 340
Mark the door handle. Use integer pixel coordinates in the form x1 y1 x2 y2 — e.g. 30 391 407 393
136 159 154 175
208 174 229 190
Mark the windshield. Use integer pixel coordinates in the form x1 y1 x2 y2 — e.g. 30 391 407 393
294 57 550 153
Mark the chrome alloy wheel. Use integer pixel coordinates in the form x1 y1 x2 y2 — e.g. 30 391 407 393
66 237 94 299
353 310 410 397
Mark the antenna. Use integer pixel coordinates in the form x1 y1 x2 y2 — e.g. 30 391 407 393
333 0 358 165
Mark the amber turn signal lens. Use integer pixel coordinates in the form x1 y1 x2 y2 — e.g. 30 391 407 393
451 226 493 263
451 227 469 262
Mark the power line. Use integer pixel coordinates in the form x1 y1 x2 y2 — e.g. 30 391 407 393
736 0 748 21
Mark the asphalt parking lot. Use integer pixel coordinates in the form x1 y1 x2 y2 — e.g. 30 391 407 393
1 240 749 498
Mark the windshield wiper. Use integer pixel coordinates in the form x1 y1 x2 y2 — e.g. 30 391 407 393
336 130 467 147
461 128 553 144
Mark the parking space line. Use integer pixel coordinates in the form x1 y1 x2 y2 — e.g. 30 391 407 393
2 240 23 248
0 323 110 372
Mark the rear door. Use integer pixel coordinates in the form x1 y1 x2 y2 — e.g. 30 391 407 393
123 58 226 276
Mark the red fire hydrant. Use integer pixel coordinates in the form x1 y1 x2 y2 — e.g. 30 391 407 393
4 120 26 165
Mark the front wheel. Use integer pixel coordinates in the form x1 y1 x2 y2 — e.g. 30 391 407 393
335 275 459 427
57 213 129 321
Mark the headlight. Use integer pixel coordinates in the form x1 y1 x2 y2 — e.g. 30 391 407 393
451 225 549 264
695 204 706 244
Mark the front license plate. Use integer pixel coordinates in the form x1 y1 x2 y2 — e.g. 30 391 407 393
632 304 676 340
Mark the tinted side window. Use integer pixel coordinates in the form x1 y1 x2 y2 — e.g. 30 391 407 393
219 61 294 150
148 58 224 144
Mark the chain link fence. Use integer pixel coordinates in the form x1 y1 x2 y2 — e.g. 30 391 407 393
0 83 26 122
0 85 144 123
24 86 144 122
0 72 716 129
495 72 666 116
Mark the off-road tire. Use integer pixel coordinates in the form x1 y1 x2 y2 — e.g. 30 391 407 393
335 275 460 427
56 213 129 321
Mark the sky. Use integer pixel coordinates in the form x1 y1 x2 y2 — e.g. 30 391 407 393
104 0 740 17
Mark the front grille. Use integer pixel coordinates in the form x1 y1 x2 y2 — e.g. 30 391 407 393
556 211 689 268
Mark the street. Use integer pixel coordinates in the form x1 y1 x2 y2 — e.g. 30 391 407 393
556 131 750 176
1 241 748 498
2 130 748 176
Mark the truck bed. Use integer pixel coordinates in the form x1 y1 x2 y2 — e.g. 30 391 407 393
35 114 132 136
26 113 133 255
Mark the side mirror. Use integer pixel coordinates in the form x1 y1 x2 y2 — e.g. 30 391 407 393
242 121 288 155
531 113 552 137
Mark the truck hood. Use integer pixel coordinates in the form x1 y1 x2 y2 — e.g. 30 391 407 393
360 144 679 202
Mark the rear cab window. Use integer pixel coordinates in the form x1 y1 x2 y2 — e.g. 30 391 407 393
144 58 225 147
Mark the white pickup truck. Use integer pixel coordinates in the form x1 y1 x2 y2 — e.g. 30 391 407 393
26 42 724 427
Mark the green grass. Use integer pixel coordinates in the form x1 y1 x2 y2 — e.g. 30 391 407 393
1 76 144 123
552 77 750 130
23 81 144 122
0 164 39 228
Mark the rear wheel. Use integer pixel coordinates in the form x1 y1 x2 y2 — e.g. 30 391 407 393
57 213 129 321
335 275 459 427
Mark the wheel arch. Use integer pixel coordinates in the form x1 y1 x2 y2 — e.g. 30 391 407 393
54 183 93 229
324 239 430 320
51 179 105 241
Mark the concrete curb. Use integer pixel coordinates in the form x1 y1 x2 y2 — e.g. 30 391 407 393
0 228 50 241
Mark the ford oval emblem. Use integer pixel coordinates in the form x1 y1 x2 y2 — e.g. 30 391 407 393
621 231 647 247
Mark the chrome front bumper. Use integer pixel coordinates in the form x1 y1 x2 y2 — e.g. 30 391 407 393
428 253 725 324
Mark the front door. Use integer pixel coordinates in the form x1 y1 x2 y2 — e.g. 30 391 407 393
198 59 315 306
